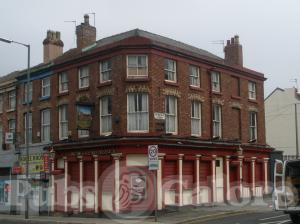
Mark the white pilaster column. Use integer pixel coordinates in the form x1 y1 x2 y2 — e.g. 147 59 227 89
251 157 256 197
112 153 122 213
212 155 217 203
195 155 201 204
157 153 165 210
225 156 230 202
238 156 244 198
79 156 83 213
51 158 55 212
178 154 184 206
64 157 68 213
263 158 269 194
94 155 99 213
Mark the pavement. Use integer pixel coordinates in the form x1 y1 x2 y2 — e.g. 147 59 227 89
0 198 275 224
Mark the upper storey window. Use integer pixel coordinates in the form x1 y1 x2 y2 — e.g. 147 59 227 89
212 104 222 138
78 66 89 89
127 93 149 132
100 60 112 82
211 71 220 92
59 72 68 93
164 59 176 82
248 81 256 100
165 95 177 134
42 77 51 98
127 55 148 77
249 111 257 141
189 65 200 87
24 82 33 103
0 94 3 113
8 90 16 110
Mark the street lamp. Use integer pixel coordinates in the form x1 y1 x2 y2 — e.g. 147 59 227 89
0 37 30 219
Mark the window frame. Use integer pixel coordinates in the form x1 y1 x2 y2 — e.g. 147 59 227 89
78 66 90 89
100 59 112 83
24 82 33 103
212 104 222 138
248 81 256 100
8 90 16 110
189 65 200 87
0 94 3 113
78 129 89 138
249 111 257 141
41 109 51 143
164 59 177 82
24 112 32 144
0 123 2 150
59 105 68 140
8 119 16 134
211 71 221 92
191 100 202 136
165 95 178 134
127 92 149 133
126 55 148 78
41 77 51 98
59 72 68 94
100 95 112 135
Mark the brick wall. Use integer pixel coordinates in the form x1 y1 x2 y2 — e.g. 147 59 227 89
16 45 266 146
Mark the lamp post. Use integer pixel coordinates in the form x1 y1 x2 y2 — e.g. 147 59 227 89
0 37 30 219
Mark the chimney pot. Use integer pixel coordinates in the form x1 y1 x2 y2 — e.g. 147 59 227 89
224 35 243 67
43 30 64 63
84 14 89 24
76 14 96 49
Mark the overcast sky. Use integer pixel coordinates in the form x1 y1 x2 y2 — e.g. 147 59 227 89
1 0 300 96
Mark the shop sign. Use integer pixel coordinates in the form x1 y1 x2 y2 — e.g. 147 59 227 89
77 105 92 130
19 153 44 174
12 166 22 174
43 153 49 173
148 145 159 170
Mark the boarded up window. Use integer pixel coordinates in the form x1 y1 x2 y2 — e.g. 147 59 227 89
183 161 194 189
199 161 211 186
163 160 177 190
231 76 240 96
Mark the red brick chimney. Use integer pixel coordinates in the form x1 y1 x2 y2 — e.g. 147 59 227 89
43 30 64 63
224 35 243 67
76 14 96 49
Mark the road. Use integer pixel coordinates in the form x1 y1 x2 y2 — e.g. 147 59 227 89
191 211 293 224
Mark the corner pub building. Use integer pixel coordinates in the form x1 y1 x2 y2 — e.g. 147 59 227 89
7 15 272 214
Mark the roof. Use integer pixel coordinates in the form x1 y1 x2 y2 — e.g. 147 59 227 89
92 29 223 62
264 87 285 101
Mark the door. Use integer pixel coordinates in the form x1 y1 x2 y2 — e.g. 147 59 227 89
215 158 224 202
273 159 287 211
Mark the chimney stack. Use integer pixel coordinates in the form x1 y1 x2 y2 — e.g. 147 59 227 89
76 14 96 49
224 35 243 67
43 30 64 63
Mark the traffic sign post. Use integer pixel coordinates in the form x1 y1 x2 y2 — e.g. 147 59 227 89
148 145 158 222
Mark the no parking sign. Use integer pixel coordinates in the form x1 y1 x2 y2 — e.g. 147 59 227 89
148 145 158 170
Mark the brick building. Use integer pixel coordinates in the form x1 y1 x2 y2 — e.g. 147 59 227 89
0 15 273 215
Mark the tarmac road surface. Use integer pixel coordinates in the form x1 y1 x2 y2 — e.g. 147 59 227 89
190 211 293 224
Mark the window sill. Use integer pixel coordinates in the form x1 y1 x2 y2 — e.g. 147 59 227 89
6 109 16 113
231 95 241 100
22 101 32 105
125 77 150 82
98 81 112 88
39 96 51 101
164 80 178 87
77 87 90 92
212 91 222 96
248 99 258 104
58 91 69 97
189 86 204 92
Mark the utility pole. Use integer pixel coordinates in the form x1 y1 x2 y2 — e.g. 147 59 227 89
295 104 299 158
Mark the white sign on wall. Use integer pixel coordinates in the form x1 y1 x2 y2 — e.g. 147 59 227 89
154 112 165 120
5 133 14 144
148 145 159 170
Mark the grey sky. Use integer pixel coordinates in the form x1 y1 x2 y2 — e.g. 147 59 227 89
1 0 300 96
